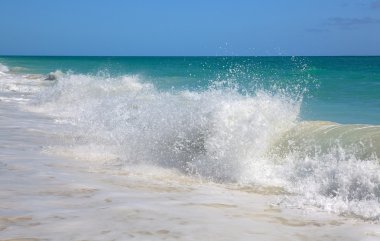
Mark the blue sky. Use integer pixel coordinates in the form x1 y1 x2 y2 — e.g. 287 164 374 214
0 0 379 56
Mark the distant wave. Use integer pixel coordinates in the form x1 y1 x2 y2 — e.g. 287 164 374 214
0 63 9 74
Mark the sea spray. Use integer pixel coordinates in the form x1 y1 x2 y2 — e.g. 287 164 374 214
32 72 300 182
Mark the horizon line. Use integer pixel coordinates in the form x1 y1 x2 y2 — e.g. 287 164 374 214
1 54 380 58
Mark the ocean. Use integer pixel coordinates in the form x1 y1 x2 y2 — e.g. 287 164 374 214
1 56 380 240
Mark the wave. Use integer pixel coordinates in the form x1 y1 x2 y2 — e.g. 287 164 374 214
3 66 380 220
0 63 48 96
269 121 380 220
0 63 10 74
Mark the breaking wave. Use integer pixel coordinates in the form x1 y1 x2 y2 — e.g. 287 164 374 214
2 64 379 221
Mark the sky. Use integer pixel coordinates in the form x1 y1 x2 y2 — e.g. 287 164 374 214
0 0 379 56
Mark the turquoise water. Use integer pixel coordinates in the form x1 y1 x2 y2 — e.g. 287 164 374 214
1 56 379 124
